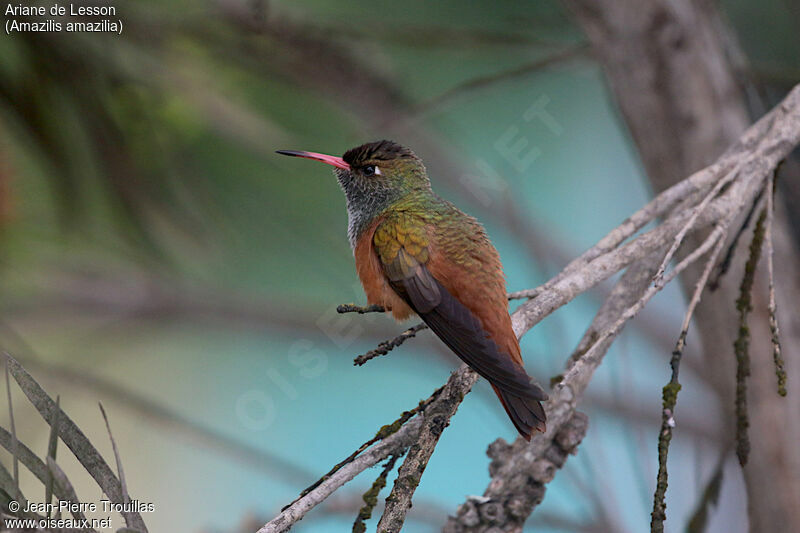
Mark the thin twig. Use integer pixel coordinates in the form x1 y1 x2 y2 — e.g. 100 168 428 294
653 166 739 286
352 455 400 533
511 158 765 339
332 23 573 49
564 219 733 386
45 396 61 520
0 428 59 496
260 417 423 533
764 173 787 396
508 155 739 303
651 228 727 533
376 368 477 531
507 288 542 300
0 324 312 486
99 403 131 507
3 352 19 491
734 207 768 466
261 372 468 533
5 353 148 531
413 44 588 117
0 459 26 513
354 323 428 366
708 187 764 290
283 387 444 511
45 456 90 523
337 304 386 314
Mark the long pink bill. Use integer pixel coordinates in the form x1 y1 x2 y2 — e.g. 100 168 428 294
275 150 350 170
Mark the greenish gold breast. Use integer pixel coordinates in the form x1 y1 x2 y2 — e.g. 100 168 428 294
372 192 493 275
373 210 430 266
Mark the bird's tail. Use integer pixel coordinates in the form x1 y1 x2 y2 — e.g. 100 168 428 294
492 384 547 441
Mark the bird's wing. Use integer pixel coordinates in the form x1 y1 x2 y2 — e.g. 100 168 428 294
373 215 546 401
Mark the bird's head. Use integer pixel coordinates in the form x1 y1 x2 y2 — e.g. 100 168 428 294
277 139 430 204
277 140 431 245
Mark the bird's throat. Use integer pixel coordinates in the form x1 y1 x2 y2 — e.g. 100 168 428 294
344 192 392 249
336 170 397 248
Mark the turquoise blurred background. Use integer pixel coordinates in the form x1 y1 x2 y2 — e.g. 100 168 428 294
1 0 797 531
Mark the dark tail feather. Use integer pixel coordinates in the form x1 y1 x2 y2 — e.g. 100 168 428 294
492 385 547 441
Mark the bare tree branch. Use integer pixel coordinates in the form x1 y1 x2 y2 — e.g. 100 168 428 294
412 45 589 118
445 411 589 533
257 416 424 533
258 83 800 533
511 83 799 338
560 1 800 529
764 174 787 396
3 355 19 492
443 84 799 531
377 368 478 531
0 326 314 486
733 206 768 467
352 454 399 533
353 323 428 366
651 223 729 532
3 353 148 532
446 254 660 532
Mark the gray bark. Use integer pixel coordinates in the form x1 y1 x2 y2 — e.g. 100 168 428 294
562 0 800 530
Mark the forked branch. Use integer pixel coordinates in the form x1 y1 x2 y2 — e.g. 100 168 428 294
260 83 800 533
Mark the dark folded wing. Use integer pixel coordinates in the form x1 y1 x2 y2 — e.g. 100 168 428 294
384 249 547 401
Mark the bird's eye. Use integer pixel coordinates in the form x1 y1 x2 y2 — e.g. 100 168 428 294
362 165 381 176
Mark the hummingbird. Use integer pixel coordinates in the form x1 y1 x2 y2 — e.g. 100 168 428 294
276 140 547 439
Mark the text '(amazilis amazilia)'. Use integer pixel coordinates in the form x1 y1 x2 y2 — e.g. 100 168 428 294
277 140 548 440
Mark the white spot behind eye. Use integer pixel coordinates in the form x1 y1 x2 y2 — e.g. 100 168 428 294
373 167 382 175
